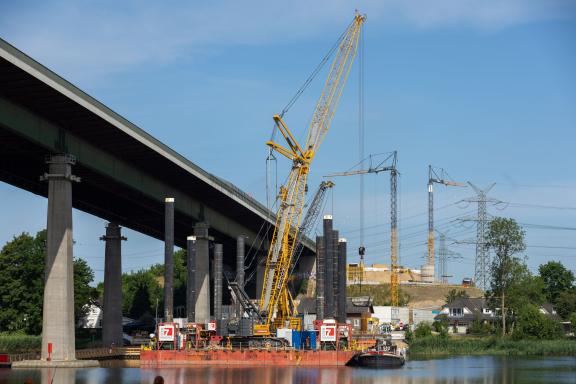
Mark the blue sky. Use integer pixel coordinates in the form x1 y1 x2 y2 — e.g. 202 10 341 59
1 0 575 285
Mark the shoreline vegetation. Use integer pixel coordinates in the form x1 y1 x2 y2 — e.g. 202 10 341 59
408 336 576 357
1 334 574 358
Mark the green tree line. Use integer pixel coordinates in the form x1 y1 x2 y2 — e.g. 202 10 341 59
0 230 96 334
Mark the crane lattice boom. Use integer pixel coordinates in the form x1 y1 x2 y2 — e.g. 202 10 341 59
259 13 365 329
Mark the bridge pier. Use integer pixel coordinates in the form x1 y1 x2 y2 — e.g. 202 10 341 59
101 223 126 348
40 154 79 362
164 198 175 322
194 222 211 324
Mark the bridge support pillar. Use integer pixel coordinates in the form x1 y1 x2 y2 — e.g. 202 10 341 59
194 222 211 324
164 198 175 322
101 222 126 348
40 154 80 361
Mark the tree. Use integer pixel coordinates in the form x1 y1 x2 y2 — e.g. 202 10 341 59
538 261 575 304
122 269 163 321
485 217 526 336
414 322 432 338
445 289 469 304
555 290 576 320
74 258 98 321
0 231 95 334
513 304 562 340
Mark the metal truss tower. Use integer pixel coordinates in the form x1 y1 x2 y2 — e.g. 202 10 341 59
463 182 498 290
437 231 461 284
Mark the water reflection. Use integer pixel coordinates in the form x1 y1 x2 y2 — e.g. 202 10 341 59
1 356 574 384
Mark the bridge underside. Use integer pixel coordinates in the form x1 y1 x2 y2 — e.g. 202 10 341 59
0 39 315 294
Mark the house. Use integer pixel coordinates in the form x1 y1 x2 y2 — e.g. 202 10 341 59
77 301 135 329
297 296 374 331
436 297 496 334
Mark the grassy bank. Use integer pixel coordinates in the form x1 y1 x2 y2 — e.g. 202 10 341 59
0 335 41 353
409 336 576 357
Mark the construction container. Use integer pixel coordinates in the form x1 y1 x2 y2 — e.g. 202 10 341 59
276 328 293 346
292 330 317 350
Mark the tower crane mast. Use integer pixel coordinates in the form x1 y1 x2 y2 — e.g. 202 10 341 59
326 151 399 306
427 166 465 281
258 13 365 333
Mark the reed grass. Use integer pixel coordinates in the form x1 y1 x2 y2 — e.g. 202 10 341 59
409 336 576 357
0 334 41 353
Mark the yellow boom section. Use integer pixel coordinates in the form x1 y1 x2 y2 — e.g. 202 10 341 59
260 13 365 329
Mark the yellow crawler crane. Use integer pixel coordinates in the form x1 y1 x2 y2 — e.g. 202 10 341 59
256 13 365 335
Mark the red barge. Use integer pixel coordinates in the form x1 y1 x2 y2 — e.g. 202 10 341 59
140 349 356 367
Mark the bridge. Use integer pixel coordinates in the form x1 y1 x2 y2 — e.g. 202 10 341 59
0 38 315 364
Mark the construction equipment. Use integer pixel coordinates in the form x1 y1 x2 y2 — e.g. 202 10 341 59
427 166 465 282
257 13 365 335
289 180 335 275
326 151 399 306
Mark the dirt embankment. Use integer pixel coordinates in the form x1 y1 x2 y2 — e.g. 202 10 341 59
402 284 484 308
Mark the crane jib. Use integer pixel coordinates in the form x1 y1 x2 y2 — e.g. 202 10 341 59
258 13 365 331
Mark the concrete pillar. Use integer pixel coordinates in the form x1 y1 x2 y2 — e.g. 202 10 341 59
186 236 196 322
194 222 210 324
40 154 80 361
164 198 174 322
337 238 348 324
236 235 245 319
100 223 126 347
214 244 223 320
323 215 334 318
315 236 325 320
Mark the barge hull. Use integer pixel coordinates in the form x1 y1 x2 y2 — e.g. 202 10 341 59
141 350 355 367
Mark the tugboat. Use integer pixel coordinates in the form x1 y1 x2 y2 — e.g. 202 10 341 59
347 339 405 368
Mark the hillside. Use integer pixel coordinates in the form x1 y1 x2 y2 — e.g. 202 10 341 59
346 283 484 309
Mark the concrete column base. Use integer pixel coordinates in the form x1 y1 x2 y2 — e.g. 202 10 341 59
12 359 100 368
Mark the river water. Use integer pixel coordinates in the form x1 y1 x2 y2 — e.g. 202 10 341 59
1 356 575 383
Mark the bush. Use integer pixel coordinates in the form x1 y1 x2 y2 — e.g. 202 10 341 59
513 304 563 340
404 326 414 342
0 334 41 353
414 321 433 338
469 316 495 335
432 314 449 333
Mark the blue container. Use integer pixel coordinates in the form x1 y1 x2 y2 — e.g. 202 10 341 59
291 330 317 350
292 330 302 350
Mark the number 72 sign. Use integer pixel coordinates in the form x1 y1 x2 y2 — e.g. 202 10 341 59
320 325 336 341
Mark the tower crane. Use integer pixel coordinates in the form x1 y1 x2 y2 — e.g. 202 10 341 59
427 166 465 281
326 151 399 306
257 13 365 334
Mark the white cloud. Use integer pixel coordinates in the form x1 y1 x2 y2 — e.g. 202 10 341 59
1 0 574 80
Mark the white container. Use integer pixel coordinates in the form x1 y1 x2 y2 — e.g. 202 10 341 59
276 328 292 346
